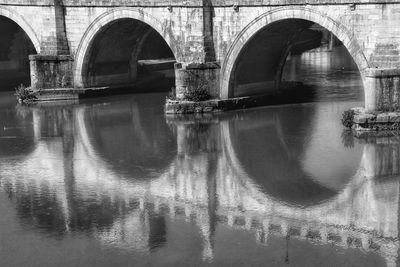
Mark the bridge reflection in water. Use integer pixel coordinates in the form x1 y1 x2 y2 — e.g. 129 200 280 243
0 96 399 266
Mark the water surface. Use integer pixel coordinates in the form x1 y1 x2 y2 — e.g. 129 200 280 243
0 47 399 267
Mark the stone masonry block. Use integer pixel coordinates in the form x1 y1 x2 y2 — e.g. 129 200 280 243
376 113 390 123
388 112 400 123
354 114 375 124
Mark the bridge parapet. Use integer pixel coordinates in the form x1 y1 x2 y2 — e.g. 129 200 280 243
1 0 399 6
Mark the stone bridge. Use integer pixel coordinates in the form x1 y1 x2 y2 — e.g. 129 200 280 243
2 0 400 111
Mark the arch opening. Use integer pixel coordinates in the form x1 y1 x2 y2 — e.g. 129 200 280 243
0 16 37 91
82 18 176 94
226 18 365 104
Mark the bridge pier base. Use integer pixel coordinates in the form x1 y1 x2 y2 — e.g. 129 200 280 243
364 68 400 112
350 68 400 132
30 55 73 89
28 55 77 101
174 62 220 101
165 62 223 113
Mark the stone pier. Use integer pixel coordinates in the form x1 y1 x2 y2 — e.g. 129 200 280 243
364 68 400 112
174 62 220 101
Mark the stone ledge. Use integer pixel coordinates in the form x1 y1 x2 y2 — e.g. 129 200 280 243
363 68 400 78
175 62 221 70
29 54 74 61
352 107 400 132
166 81 315 114
32 87 108 102
165 99 221 114
165 93 296 114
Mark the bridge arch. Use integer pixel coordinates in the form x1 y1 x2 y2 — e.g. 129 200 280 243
220 7 369 99
74 8 179 88
0 6 40 53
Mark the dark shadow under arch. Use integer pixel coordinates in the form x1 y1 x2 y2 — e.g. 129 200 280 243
229 18 363 103
220 7 369 100
81 18 176 94
0 15 37 91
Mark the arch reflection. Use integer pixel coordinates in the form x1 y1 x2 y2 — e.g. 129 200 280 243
228 104 364 206
81 95 177 180
0 99 399 266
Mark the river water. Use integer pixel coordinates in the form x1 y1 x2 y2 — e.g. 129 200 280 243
0 47 399 267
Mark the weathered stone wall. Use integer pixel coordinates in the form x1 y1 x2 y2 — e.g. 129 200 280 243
64 6 205 62
2 1 400 109
30 55 73 89
175 62 220 100
364 69 400 111
3 0 400 63
214 3 400 67
1 0 399 6
4 1 400 68
0 5 70 55
64 7 207 88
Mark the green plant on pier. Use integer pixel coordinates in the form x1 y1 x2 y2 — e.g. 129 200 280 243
341 109 355 129
14 84 38 103
183 83 211 102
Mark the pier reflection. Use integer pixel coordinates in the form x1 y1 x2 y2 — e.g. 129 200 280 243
0 98 399 266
